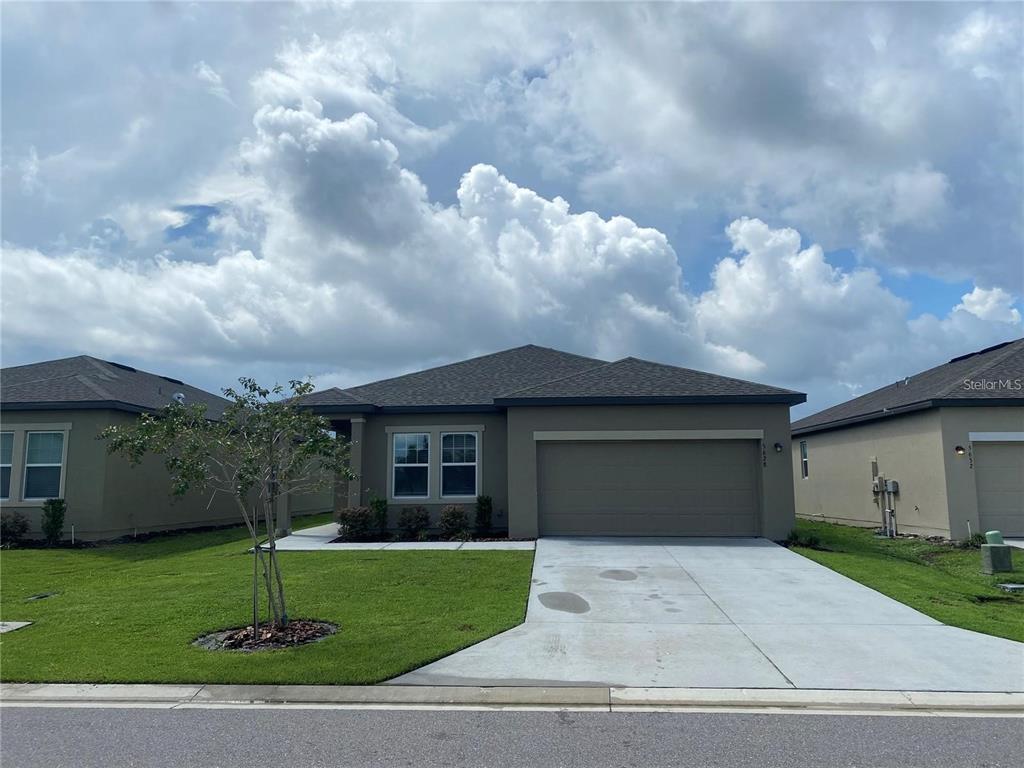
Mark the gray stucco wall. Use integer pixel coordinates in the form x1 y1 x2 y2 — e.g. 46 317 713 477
357 411 509 530
507 404 796 540
939 406 1024 539
791 409 949 536
1 408 239 540
792 405 1024 539
1 409 107 539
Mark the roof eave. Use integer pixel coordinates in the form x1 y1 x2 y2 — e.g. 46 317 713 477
792 396 1024 436
1 400 153 415
495 394 806 407
302 403 377 415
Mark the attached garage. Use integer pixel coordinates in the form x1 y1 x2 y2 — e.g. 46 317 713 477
974 442 1024 537
537 439 761 536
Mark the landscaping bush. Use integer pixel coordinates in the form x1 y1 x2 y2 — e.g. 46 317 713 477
474 495 493 536
956 532 988 549
369 495 389 537
439 504 469 541
398 506 430 540
335 506 376 542
785 529 821 550
1 511 30 548
41 499 66 546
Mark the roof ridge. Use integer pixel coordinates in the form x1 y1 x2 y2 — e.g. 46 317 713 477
497 358 617 397
346 344 603 394
935 338 1023 398
623 355 803 395
74 373 114 400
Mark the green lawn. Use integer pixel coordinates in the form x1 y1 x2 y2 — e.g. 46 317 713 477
0 515 533 684
792 520 1024 643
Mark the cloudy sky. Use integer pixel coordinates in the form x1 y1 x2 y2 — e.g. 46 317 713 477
2 1 1021 417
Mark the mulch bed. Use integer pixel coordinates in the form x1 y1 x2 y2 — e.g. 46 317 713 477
193 620 337 652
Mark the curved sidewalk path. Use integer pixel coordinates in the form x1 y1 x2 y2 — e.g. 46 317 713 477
390 537 1024 692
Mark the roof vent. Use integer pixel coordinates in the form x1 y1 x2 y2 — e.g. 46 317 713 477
173 392 186 404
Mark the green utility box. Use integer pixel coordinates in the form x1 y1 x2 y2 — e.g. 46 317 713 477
982 544 1014 575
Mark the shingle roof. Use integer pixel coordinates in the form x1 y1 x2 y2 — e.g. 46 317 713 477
1 356 229 417
298 345 806 411
303 345 604 410
792 338 1024 435
494 357 805 405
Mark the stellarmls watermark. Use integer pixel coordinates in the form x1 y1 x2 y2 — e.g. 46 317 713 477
962 378 1024 391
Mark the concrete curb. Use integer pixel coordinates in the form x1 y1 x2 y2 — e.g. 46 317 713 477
2 683 1022 714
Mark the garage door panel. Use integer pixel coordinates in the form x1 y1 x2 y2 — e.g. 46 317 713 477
975 443 1024 537
538 440 760 536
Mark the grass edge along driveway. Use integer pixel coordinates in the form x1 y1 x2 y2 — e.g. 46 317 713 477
792 519 1024 643
0 518 534 685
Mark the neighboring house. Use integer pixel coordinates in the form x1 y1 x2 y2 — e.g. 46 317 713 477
792 338 1024 539
0 356 239 541
292 345 805 539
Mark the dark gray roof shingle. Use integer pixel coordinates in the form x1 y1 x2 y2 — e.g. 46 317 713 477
792 338 1024 435
298 345 805 410
1 356 229 417
495 357 805 404
336 345 604 408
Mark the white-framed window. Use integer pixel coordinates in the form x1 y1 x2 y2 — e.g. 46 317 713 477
392 432 429 498
23 431 65 500
799 440 809 479
441 432 478 497
0 432 12 500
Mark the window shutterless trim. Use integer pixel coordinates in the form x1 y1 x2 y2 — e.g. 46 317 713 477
23 430 66 500
0 431 12 500
391 432 430 500
799 440 809 479
440 431 479 499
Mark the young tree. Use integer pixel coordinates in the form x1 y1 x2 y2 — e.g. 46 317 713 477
102 378 352 634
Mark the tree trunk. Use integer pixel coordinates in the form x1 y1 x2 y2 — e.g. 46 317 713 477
263 495 288 626
234 494 280 627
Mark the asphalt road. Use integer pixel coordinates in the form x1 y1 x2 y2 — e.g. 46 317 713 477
1 707 1021 768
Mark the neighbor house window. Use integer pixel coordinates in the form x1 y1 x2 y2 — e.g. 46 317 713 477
393 432 429 498
0 432 12 499
441 432 477 497
799 440 809 479
23 431 65 500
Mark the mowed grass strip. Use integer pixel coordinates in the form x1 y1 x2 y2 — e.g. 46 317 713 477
793 520 1024 643
0 518 533 685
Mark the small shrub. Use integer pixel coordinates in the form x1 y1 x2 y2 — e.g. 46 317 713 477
369 495 389 537
0 511 30 548
785 529 821 550
956 533 988 549
41 499 66 546
398 506 430 540
474 495 493 536
439 504 469 541
335 506 376 541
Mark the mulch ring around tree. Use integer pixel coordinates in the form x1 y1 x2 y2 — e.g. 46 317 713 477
193 620 337 652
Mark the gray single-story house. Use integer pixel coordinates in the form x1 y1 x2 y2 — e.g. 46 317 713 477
792 338 1024 539
0 356 240 541
290 345 805 539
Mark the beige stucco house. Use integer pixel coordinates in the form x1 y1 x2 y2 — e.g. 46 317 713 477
792 339 1024 539
291 345 806 539
0 356 240 541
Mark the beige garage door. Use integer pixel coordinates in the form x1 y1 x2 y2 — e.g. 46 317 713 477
975 442 1024 537
537 440 760 536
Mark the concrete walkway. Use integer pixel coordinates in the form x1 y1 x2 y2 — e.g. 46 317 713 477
390 537 1024 692
274 523 535 551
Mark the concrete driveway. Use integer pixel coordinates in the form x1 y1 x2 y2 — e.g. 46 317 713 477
390 537 1024 691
